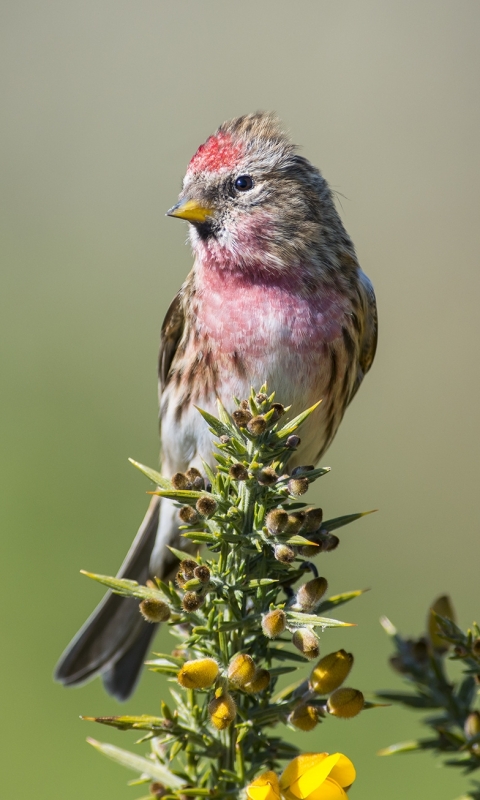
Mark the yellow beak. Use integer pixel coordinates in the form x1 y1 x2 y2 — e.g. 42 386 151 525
167 199 214 224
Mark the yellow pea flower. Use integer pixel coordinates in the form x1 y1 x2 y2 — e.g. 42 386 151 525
246 771 282 800
246 753 355 800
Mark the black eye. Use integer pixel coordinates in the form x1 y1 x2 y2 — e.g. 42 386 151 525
234 175 253 192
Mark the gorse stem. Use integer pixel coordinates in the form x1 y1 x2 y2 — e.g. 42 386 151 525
83 387 374 799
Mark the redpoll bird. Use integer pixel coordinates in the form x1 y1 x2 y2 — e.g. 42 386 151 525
55 113 377 699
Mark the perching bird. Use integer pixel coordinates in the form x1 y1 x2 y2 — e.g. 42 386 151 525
55 113 377 700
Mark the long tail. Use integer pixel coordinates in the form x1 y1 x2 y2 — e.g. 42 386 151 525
55 496 161 701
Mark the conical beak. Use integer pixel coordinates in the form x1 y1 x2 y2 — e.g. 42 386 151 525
166 199 214 224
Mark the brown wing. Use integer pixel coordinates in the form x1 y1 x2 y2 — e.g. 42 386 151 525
347 269 378 405
158 289 186 392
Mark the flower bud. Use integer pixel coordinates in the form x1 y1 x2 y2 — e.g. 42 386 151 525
288 477 309 496
196 495 217 517
257 467 278 485
180 559 198 578
227 653 256 688
239 399 249 409
178 506 199 525
247 415 267 436
208 693 237 730
139 598 171 623
262 609 287 638
285 513 305 534
321 534 339 552
288 703 319 731
292 628 320 660
182 591 203 612
177 658 219 689
233 408 253 427
297 544 321 557
274 544 296 563
465 711 480 739
271 402 285 420
256 392 268 404
229 462 249 481
171 472 190 489
327 687 364 718
244 668 271 693
296 577 328 612
428 594 455 651
265 509 289 535
185 467 204 490
303 508 324 532
291 465 314 476
219 434 231 444
194 565 210 584
286 435 301 448
310 650 354 694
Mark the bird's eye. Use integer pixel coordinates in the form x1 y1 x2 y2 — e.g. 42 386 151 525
234 175 253 192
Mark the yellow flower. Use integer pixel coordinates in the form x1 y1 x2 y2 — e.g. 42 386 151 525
246 771 282 800
246 753 355 800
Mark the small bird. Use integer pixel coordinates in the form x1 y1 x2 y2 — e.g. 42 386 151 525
55 113 377 700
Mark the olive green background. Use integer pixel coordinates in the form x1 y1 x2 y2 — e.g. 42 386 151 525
1 1 479 797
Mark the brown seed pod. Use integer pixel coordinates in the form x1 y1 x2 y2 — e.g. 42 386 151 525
274 544 296 563
321 534 340 552
257 467 278 486
297 544 321 557
310 650 354 695
185 467 204 490
288 477 309 496
180 559 198 578
139 598 171 623
244 668 271 693
232 408 253 427
286 435 301 449
178 506 199 525
284 514 305 535
229 463 249 481
270 402 285 420
292 628 320 660
265 509 289 535
247 415 267 436
182 591 204 612
327 687 364 719
171 472 190 490
196 495 218 517
194 565 211 584
261 609 287 639
296 577 328 612
303 508 324 532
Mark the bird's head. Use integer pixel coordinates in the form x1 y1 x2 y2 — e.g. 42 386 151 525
167 113 352 279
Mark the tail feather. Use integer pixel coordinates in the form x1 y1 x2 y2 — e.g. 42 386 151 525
55 496 160 694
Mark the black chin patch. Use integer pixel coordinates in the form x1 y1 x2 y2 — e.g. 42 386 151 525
195 220 216 240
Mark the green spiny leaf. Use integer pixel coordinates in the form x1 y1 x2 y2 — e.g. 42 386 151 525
87 739 186 788
128 459 172 490
321 510 377 532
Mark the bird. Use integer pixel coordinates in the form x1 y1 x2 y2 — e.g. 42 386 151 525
55 112 377 700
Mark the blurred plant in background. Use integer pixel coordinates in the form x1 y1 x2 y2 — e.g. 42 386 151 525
81 388 377 799
378 597 480 800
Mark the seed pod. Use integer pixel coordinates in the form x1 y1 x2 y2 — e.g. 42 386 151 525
285 513 306 534
257 467 278 485
428 595 455 652
177 658 219 689
321 534 340 552
196 495 218 517
286 435 301 448
288 477 309 496
310 650 354 695
265 509 289 535
229 463 249 481
296 577 328 612
227 653 256 688
262 609 287 639
274 544 296 563
291 465 314 476
185 467 204 490
194 565 211 584
182 591 203 612
288 703 319 731
180 559 198 578
244 668 271 693
327 687 364 718
232 408 253 427
239 399 250 409
247 415 267 436
292 628 320 660
297 544 321 557
465 711 480 739
208 693 237 730
255 392 268 404
303 508 324 532
219 434 231 444
139 598 171 623
171 472 190 490
270 402 285 420
178 506 199 525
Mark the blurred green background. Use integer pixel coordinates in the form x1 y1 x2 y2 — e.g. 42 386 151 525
1 1 479 797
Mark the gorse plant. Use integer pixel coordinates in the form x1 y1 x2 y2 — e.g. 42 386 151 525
378 596 480 800
82 388 375 800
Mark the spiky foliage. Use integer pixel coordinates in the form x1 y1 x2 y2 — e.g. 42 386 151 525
379 597 480 800
82 388 373 799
